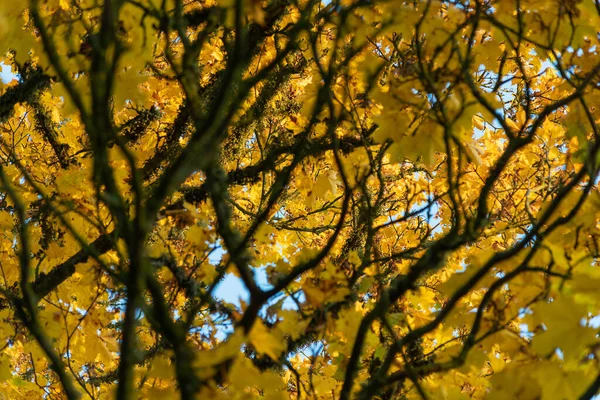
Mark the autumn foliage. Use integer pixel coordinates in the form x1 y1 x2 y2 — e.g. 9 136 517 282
0 0 599 398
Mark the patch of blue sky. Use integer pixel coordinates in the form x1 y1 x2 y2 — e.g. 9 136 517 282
1 63 16 83
213 265 304 311
410 192 442 232
210 230 302 312
588 315 600 329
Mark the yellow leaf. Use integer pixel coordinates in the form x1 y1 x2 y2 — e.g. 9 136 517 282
533 362 592 400
148 354 175 380
0 213 13 231
529 296 596 360
0 354 11 381
472 114 485 130
505 118 520 133
249 320 286 361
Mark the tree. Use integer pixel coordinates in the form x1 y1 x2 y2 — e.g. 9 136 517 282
0 0 599 398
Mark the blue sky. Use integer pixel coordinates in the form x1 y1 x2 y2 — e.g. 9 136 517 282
1 63 15 83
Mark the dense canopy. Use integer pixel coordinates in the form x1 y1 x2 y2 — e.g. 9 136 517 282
0 0 600 399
